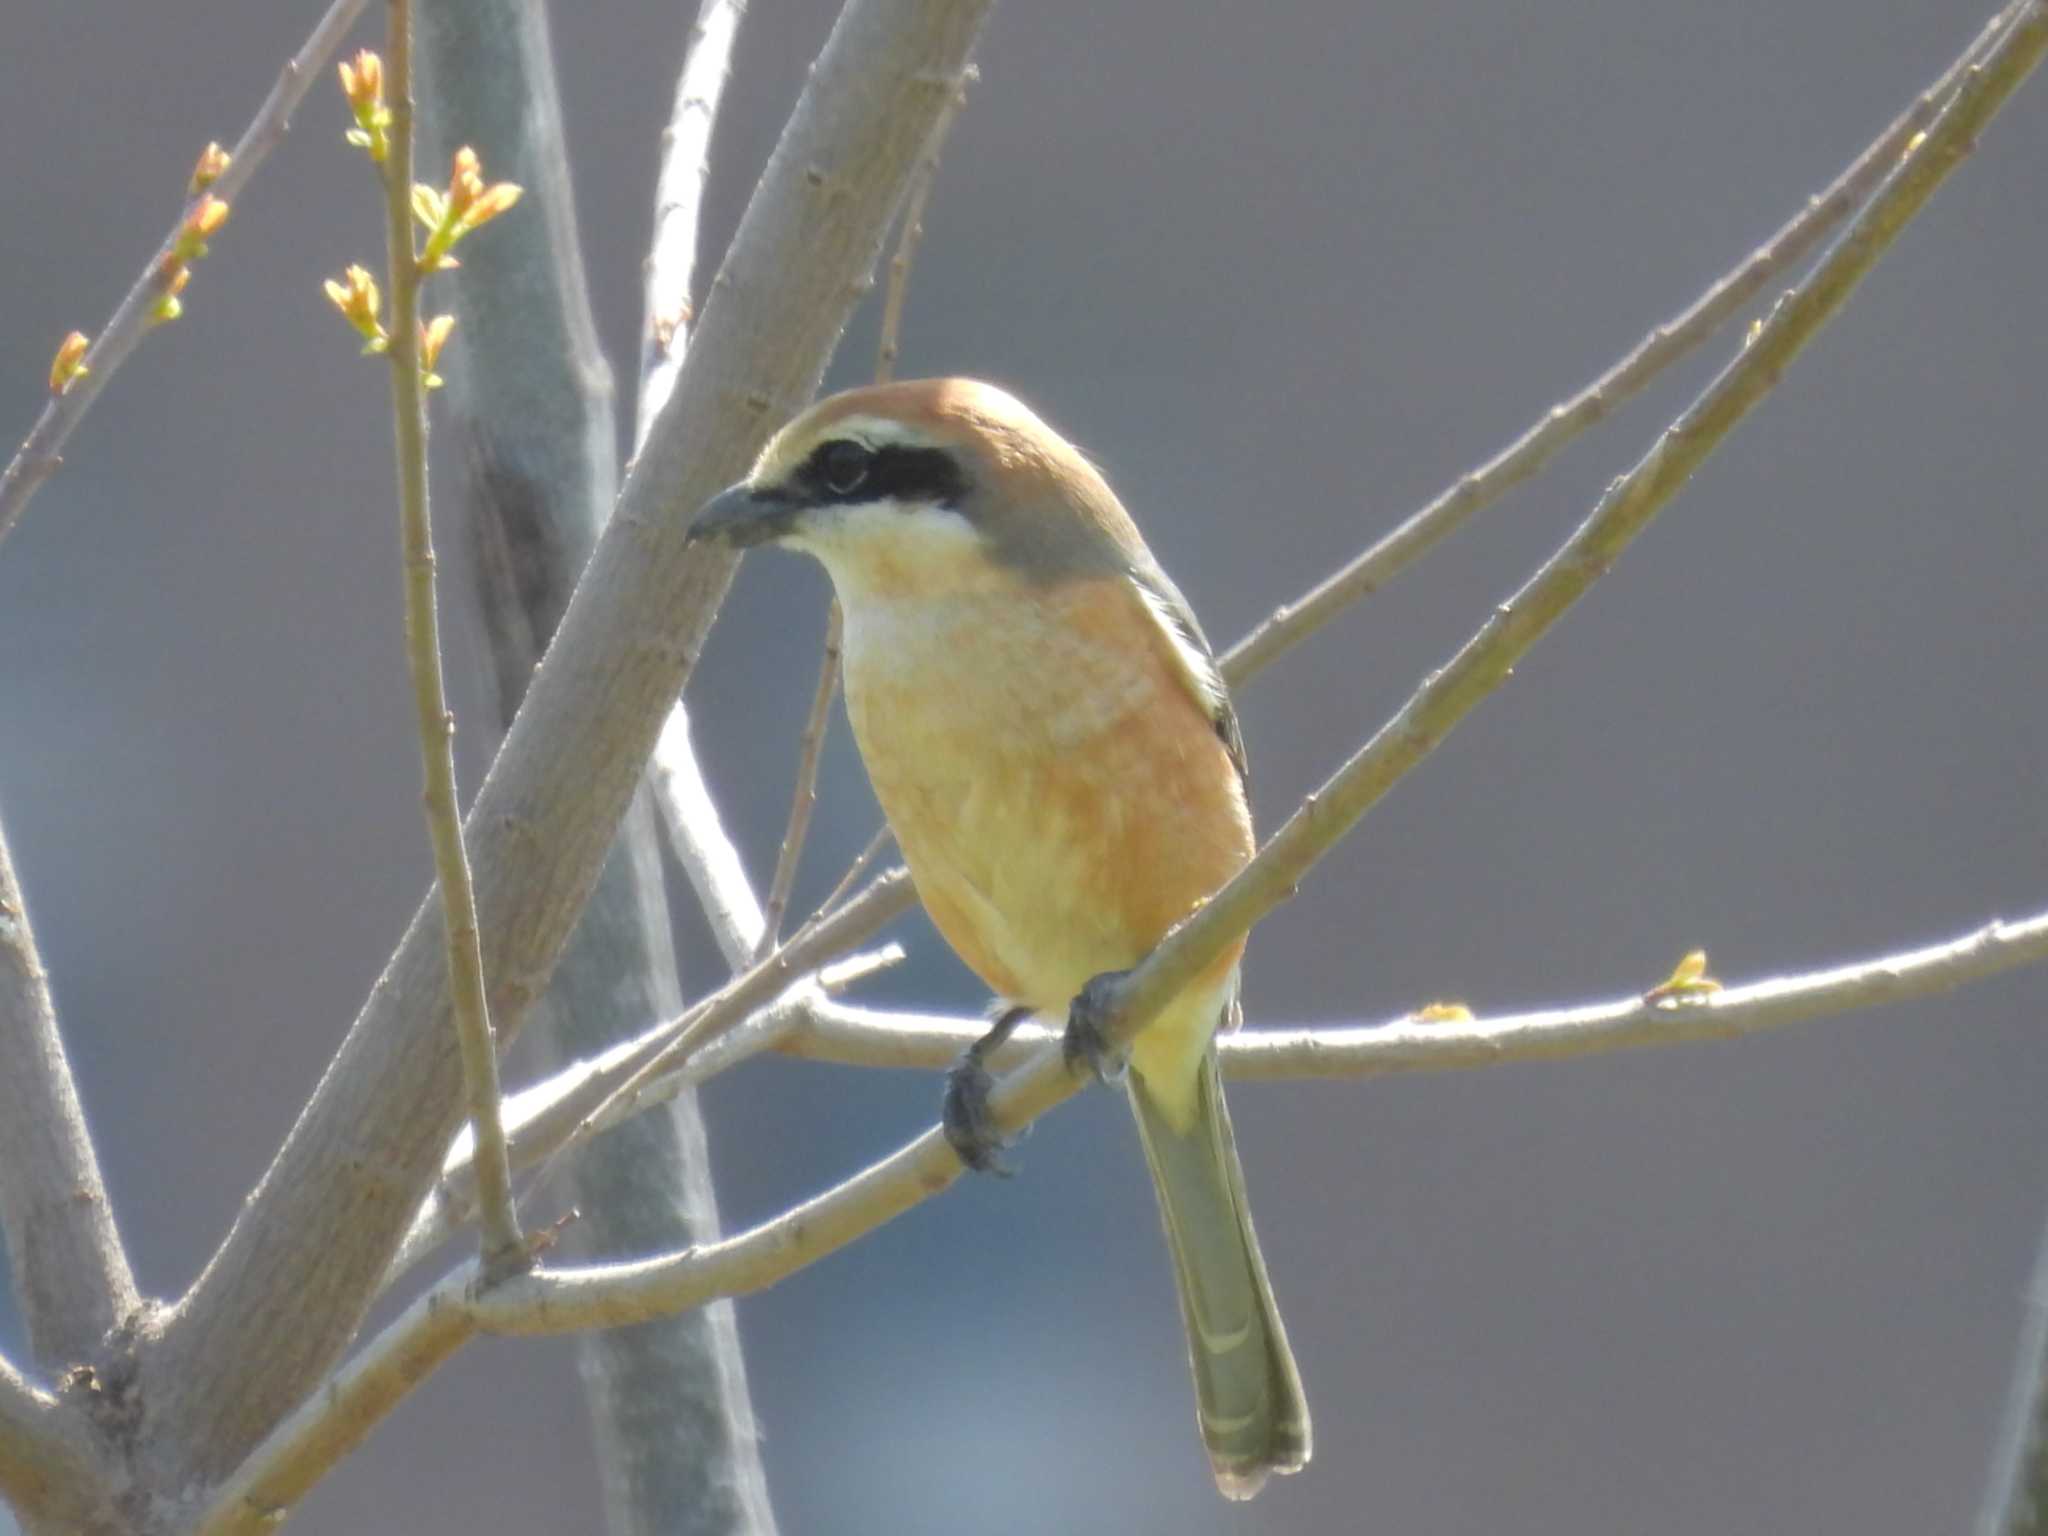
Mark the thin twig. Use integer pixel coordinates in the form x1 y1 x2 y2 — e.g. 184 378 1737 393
816 943 906 993
1215 0 2028 688
757 601 844 958
532 868 915 1187
638 0 746 446
380 0 524 1280
816 824 894 921
382 868 915 1291
0 809 140 1370
874 67 971 383
0 0 371 553
783 911 2048 1076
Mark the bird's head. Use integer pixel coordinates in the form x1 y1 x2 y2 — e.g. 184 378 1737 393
688 378 1147 599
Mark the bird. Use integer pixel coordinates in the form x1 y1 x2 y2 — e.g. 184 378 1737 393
688 377 1309 1498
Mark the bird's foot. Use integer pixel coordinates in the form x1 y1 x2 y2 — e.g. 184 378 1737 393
942 1005 1032 1176
1062 970 1131 1084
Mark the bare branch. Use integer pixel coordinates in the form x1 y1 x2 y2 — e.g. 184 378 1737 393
874 67 971 383
523 870 915 1195
815 824 894 922
639 0 747 444
756 602 843 957
1216 0 2028 687
636 0 779 983
454 906 2044 1333
652 707 768 968
379 0 524 1278
145 0 993 1483
0 810 139 1370
780 911 2048 1076
0 0 370 552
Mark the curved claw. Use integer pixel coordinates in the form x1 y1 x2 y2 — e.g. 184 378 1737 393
941 1003 1033 1176
942 1051 1013 1176
1062 969 1131 1084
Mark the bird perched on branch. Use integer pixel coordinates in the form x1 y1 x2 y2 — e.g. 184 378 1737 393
689 377 1309 1498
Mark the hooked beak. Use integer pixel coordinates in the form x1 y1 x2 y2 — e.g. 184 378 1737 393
687 481 800 549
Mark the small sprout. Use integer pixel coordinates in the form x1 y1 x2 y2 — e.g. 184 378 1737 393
416 146 523 273
339 50 392 162
324 263 388 353
189 141 231 196
449 146 486 210
49 331 90 395
410 183 448 233
1410 1001 1474 1024
171 195 231 264
419 313 456 388
148 265 192 327
1643 948 1722 1006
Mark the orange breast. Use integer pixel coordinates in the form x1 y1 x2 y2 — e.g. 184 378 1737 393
840 575 1253 1019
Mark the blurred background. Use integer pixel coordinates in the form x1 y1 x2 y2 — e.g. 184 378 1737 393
2 2 2045 1531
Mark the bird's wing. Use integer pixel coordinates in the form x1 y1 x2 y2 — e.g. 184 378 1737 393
1128 564 1250 792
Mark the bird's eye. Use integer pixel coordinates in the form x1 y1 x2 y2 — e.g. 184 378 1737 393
817 440 873 496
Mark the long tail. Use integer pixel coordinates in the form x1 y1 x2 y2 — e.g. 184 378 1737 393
1128 1050 1311 1499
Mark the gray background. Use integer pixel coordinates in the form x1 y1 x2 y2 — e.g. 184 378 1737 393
2 2 2045 1532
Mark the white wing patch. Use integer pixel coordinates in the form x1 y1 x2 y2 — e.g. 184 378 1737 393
1133 577 1228 715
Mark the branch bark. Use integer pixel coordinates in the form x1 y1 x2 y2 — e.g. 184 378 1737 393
415 0 777 1527
0 1355 114 1535
781 912 2048 1077
0 807 139 1373
143 0 994 1488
